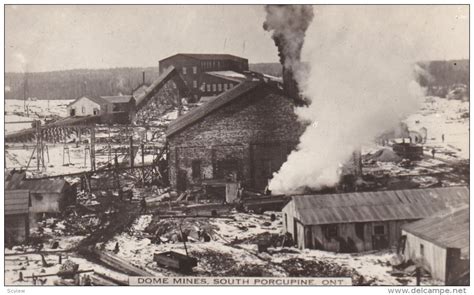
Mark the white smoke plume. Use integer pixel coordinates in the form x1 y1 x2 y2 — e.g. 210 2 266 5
269 6 427 194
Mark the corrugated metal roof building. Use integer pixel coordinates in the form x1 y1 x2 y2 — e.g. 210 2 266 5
5 190 30 244
282 187 469 252
401 206 469 285
6 171 76 216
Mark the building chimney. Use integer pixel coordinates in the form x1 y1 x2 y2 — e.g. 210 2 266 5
282 66 306 106
283 67 298 99
142 71 146 85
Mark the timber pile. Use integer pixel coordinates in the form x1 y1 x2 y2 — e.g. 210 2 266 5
231 232 294 248
88 249 153 276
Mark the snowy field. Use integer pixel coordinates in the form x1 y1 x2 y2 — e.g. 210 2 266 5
404 96 469 160
5 99 72 134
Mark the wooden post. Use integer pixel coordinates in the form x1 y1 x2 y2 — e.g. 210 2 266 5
129 136 134 168
141 143 145 185
36 123 41 171
90 128 96 171
58 254 62 264
416 267 421 286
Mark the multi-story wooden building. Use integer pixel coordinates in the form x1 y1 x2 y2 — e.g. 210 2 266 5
158 53 249 101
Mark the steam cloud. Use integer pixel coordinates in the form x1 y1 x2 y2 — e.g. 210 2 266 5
268 6 426 194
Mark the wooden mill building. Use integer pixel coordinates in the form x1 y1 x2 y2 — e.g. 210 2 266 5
402 206 469 285
165 78 306 192
282 186 469 252
159 53 249 101
5 171 76 228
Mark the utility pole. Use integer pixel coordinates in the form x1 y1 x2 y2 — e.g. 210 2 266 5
36 122 41 171
90 128 96 171
141 143 145 186
129 136 134 168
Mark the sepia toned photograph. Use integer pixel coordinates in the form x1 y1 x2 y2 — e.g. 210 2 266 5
2 2 470 290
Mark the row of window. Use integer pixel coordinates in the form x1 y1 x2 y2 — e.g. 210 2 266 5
201 60 222 70
202 82 234 92
182 66 198 75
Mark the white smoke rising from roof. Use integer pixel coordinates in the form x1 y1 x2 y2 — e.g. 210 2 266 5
269 6 426 194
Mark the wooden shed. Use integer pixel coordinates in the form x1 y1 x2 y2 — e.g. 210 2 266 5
401 206 469 285
5 190 30 245
5 171 76 227
66 96 112 117
282 187 469 252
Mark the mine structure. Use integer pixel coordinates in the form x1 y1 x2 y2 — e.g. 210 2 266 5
4 52 470 286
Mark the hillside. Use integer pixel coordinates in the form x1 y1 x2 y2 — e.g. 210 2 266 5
5 67 162 101
5 60 468 100
417 59 469 98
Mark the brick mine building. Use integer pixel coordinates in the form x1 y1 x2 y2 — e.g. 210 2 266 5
165 76 306 192
159 53 249 101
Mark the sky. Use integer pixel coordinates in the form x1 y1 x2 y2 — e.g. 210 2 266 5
5 5 469 73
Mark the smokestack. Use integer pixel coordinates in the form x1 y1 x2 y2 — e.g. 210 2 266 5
263 5 314 103
142 71 146 85
283 67 300 102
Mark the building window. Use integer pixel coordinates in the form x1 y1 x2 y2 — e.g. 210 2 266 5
224 83 228 91
373 224 386 235
182 67 187 75
229 83 234 88
420 244 424 256
82 106 86 114
193 80 197 88
192 160 201 179
217 61 220 69
193 66 197 74
324 225 338 239
212 84 216 92
284 213 288 231
218 84 222 91
32 193 43 201
206 84 211 92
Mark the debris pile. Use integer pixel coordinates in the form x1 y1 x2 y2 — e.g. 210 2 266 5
277 258 371 285
231 232 294 248
145 217 218 242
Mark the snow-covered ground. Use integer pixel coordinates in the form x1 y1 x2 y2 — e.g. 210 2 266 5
5 99 72 134
98 213 438 285
404 96 469 160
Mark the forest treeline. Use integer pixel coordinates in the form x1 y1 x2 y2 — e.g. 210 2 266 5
5 60 468 100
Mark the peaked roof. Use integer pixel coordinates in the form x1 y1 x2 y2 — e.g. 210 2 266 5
402 206 469 258
166 80 263 137
67 95 109 107
5 190 30 215
6 172 69 194
18 179 69 194
160 53 248 63
287 186 469 225
101 95 134 104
